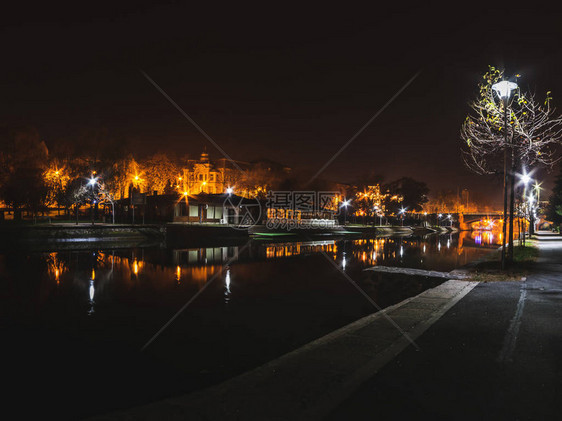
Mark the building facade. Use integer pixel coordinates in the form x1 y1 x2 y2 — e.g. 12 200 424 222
180 152 240 195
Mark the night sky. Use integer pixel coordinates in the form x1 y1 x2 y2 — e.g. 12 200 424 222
3 3 562 205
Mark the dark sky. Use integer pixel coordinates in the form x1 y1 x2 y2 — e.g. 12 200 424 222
3 2 562 205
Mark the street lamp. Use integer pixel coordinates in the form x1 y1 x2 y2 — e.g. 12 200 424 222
492 79 518 269
399 207 406 226
447 214 452 227
88 177 98 226
226 187 233 195
518 168 534 240
341 200 350 225
437 213 442 227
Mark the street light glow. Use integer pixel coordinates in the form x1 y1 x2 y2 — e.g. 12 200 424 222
88 177 97 186
226 187 233 194
492 80 518 99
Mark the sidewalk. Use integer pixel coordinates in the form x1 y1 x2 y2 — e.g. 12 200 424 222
329 231 562 420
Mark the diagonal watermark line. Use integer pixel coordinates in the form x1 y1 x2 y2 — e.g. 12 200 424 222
140 69 247 177
317 247 420 351
141 239 253 352
306 71 421 185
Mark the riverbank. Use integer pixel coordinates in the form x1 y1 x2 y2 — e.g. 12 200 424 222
0 223 165 250
0 222 458 250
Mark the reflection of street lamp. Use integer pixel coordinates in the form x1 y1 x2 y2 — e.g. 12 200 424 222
492 79 518 270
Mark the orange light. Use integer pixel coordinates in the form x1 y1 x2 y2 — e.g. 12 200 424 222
91 269 95 280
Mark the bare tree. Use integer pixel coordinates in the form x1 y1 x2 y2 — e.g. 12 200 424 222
461 67 562 174
461 66 562 264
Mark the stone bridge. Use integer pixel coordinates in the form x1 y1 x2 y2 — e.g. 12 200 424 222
457 212 504 231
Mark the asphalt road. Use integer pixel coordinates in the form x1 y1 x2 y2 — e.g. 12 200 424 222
328 231 562 421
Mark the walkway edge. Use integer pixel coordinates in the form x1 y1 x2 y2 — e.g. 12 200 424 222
90 280 479 421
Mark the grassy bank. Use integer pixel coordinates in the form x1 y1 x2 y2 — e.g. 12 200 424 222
468 240 539 283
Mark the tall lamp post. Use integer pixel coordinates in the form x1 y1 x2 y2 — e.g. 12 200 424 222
399 207 406 226
519 169 532 243
88 177 98 226
492 80 518 269
528 194 536 238
341 200 350 226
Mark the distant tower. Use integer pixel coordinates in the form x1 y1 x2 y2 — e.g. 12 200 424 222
200 151 209 163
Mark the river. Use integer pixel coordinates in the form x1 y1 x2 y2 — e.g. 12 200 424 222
0 230 498 419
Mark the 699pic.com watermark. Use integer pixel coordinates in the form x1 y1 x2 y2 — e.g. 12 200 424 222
264 191 341 230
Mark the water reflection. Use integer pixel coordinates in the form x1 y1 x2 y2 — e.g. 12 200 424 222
1 230 501 419
224 267 232 304
11 231 501 322
42 232 499 291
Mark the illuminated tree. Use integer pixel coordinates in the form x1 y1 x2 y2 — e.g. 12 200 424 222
461 67 562 175
461 66 562 261
43 162 70 208
59 177 89 224
355 185 388 223
141 153 180 195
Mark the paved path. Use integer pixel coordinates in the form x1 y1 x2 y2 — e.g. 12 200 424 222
89 281 478 420
329 231 562 420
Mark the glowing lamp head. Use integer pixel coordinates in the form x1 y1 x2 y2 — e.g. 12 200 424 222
438 213 442 218
342 200 350 207
521 173 531 185
88 177 97 186
447 214 452 219
226 187 233 194
492 80 518 100
183 191 188 196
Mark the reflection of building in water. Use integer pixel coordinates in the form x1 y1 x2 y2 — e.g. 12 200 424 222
173 246 238 266
264 241 336 259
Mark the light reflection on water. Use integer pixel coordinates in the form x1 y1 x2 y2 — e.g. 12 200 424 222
1 230 498 419
33 231 498 317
